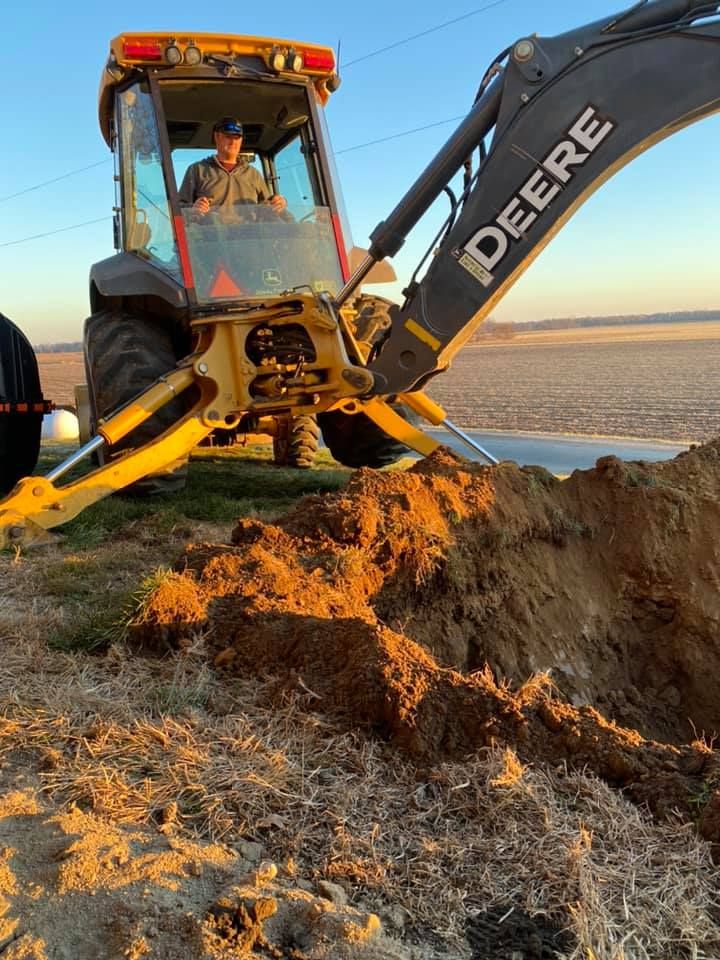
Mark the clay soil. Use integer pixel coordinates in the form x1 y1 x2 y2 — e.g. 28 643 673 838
136 441 720 836
4 441 720 958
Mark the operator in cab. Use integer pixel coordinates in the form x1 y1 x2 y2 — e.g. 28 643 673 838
178 117 288 218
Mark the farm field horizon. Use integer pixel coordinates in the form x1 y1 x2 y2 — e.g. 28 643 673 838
36 320 720 444
429 320 720 443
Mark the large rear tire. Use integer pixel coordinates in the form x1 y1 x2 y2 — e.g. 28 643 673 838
272 415 319 469
84 308 190 495
318 401 417 469
0 313 44 495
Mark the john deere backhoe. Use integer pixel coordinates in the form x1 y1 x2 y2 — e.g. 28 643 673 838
1 0 719 547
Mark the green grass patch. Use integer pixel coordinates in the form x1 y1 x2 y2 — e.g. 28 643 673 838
48 602 129 653
31 443 351 550
45 565 177 653
40 555 113 601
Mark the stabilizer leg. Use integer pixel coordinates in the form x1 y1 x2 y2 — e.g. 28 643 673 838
343 392 498 465
0 364 208 549
0 414 212 549
333 396 441 458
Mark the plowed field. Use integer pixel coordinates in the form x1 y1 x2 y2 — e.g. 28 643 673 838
428 333 720 442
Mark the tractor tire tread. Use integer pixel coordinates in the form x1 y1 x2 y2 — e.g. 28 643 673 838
318 401 417 469
273 415 319 469
84 308 189 495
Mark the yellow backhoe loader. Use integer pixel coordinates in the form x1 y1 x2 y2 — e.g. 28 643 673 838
2 0 719 547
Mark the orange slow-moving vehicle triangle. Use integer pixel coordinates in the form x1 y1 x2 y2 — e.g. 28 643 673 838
210 264 243 297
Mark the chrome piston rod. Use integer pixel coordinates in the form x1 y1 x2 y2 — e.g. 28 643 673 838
441 418 499 465
45 435 106 483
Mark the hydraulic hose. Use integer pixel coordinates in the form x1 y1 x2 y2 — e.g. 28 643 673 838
335 74 504 307
605 0 719 32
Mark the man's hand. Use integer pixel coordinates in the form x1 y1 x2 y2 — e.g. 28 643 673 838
268 194 287 213
193 196 212 215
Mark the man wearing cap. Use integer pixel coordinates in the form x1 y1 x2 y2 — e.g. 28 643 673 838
178 117 288 217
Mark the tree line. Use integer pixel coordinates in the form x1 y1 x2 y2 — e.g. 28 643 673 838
33 342 83 353
472 309 720 341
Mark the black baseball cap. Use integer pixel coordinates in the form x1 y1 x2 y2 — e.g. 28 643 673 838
213 117 243 136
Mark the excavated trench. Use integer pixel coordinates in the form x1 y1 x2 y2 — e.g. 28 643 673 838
133 441 720 841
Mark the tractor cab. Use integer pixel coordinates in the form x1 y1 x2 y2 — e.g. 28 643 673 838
96 34 352 314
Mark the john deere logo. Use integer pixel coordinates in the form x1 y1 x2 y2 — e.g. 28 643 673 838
458 104 617 288
263 269 282 286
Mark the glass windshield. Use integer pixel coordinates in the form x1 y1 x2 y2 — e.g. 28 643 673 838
181 210 345 302
169 112 343 302
117 84 181 281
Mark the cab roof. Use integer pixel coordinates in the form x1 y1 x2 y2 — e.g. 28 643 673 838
98 32 338 146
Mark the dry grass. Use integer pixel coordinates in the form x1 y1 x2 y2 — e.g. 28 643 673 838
3 442 720 957
1 537 719 959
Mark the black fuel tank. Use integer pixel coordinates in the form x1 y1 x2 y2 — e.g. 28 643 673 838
0 313 46 495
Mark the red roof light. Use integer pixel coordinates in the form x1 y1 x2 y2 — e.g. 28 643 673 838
301 49 335 71
123 40 163 61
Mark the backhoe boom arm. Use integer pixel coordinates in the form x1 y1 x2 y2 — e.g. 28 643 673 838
353 0 720 394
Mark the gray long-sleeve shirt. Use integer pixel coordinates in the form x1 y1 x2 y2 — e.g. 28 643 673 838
178 156 270 209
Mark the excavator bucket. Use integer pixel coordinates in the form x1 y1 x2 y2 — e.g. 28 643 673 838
0 313 48 496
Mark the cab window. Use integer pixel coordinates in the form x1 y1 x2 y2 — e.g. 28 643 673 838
116 83 181 279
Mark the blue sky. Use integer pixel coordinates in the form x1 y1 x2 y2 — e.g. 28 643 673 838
1 0 719 342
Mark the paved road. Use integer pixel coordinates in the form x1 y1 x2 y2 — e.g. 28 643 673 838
426 428 689 475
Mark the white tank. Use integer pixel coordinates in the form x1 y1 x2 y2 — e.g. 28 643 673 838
41 409 80 442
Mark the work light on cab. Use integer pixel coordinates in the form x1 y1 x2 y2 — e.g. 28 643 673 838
288 48 304 72
165 41 183 64
269 46 286 71
184 43 202 65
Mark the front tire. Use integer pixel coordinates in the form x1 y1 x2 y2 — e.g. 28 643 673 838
272 415 319 469
84 308 190 495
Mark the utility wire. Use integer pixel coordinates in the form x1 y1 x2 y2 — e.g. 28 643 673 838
1 113 469 249
343 0 514 67
336 115 465 154
0 160 109 204
0 217 108 249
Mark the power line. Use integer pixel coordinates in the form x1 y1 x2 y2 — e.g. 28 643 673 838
0 160 109 204
343 0 514 67
0 217 108 249
0 5 509 206
1 113 471 249
336 115 465 154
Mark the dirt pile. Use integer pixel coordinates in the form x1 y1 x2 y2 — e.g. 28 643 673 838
133 442 720 840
